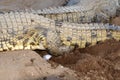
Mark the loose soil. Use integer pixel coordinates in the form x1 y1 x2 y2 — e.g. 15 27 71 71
49 39 120 80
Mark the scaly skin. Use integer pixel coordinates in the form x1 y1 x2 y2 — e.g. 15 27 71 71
30 0 118 23
0 11 55 51
0 11 120 56
32 5 99 23
38 22 120 55
1 0 118 23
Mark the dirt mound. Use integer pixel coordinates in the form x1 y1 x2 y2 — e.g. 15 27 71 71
50 39 120 80
0 50 79 80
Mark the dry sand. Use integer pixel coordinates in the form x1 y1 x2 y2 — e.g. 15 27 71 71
0 0 67 11
0 50 78 80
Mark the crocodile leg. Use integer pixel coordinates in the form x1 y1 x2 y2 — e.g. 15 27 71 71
45 29 74 56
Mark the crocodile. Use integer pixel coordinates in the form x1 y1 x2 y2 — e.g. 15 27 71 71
30 0 119 23
0 11 54 51
0 11 120 56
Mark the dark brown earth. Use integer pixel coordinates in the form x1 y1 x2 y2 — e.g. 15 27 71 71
50 39 120 80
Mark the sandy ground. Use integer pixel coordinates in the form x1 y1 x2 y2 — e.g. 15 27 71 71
0 0 67 11
0 50 78 80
